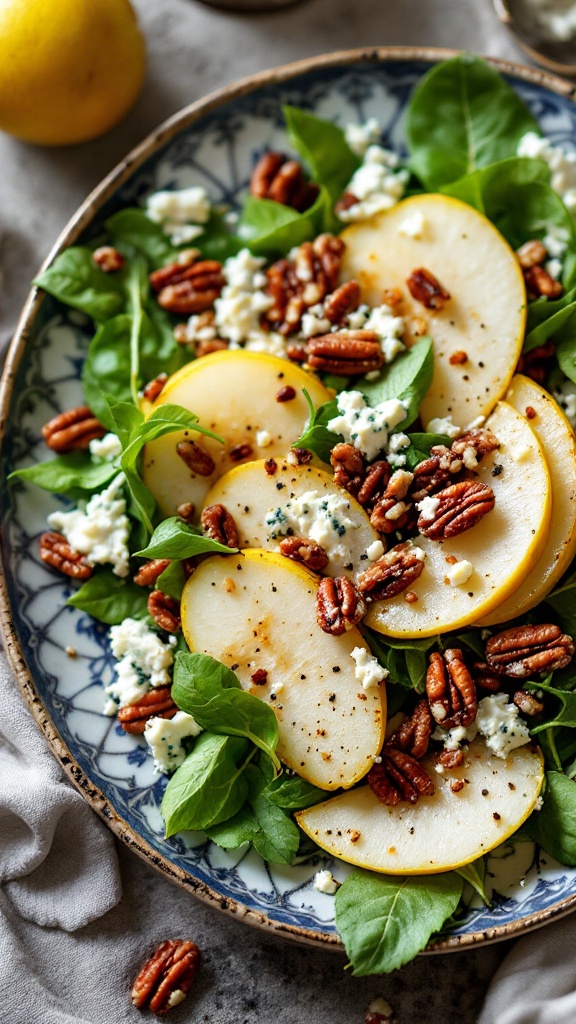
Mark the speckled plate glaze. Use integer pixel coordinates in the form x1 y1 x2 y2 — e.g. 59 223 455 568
2 48 576 953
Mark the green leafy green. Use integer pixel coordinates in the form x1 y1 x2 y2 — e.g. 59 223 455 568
67 571 149 625
135 516 236 559
557 332 576 386
442 155 550 212
264 773 326 810
34 247 126 322
545 571 576 635
334 869 463 974
284 105 360 205
162 733 251 836
155 559 186 602
524 289 576 353
526 771 576 865
206 764 301 864
9 453 117 499
293 391 341 463
238 195 320 256
526 678 576 734
406 54 539 190
455 861 491 907
358 337 434 429
104 208 176 266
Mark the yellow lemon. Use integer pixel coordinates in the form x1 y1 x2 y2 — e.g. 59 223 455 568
0 0 146 145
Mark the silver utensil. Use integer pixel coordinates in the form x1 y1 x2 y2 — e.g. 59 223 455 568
493 0 576 75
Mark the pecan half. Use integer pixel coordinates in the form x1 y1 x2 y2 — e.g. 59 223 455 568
370 469 414 534
524 264 563 300
131 939 200 1017
513 689 545 716
438 748 465 769
388 697 433 759
143 374 168 403
176 440 215 477
40 532 92 580
149 249 200 291
357 543 424 601
426 649 477 728
117 686 178 734
148 591 181 633
93 245 125 273
279 536 329 572
250 151 319 212
201 503 239 548
316 576 366 635
407 267 450 310
265 234 344 334
368 746 435 806
42 406 106 453
409 447 462 503
417 480 495 539
153 256 224 315
134 559 171 587
517 239 548 269
307 330 383 376
357 460 392 510
330 442 366 498
472 662 504 692
323 280 362 325
485 624 575 678
450 428 500 462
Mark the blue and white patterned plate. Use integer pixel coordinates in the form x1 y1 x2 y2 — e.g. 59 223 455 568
2 48 576 951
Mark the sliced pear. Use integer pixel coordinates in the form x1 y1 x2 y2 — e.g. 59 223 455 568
340 193 526 427
203 459 381 579
181 548 386 790
296 738 543 874
142 351 331 519
365 401 552 638
479 374 576 625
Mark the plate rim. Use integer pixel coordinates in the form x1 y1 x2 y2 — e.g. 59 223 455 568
2 44 576 953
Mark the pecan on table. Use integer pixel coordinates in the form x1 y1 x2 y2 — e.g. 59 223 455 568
330 442 366 498
93 245 125 273
265 233 345 334
323 280 362 325
307 329 383 376
148 591 181 633
134 559 171 587
357 543 424 601
316 575 366 635
387 697 433 759
250 150 319 212
117 686 178 735
176 439 215 477
150 251 224 315
406 267 451 310
513 689 545 716
279 536 329 572
200 503 239 548
131 939 200 1017
417 480 495 540
370 469 414 534
42 405 106 453
40 532 92 580
368 746 435 806
485 623 575 678
426 649 477 728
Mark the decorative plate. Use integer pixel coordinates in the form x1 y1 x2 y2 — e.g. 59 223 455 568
2 47 576 952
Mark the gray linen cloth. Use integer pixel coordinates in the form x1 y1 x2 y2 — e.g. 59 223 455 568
1 1 574 1021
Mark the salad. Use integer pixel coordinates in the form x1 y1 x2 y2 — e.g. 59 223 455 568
11 53 576 975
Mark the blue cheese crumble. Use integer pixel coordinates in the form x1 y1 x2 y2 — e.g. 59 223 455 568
475 694 531 759
350 646 388 689
344 118 381 156
47 472 130 577
105 618 177 709
328 391 407 461
517 131 576 213
265 490 358 569
214 248 285 356
146 186 211 245
313 869 340 894
144 711 203 774
89 432 122 462
338 146 409 223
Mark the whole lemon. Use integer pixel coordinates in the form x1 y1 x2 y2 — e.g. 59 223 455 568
0 0 146 145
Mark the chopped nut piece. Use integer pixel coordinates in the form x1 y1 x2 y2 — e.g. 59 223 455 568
131 939 200 1017
279 536 329 572
524 264 563 300
517 239 548 269
406 267 450 309
449 350 468 365
93 245 125 273
143 374 168 403
176 502 196 523
513 689 545 716
134 559 171 587
264 458 278 476
229 442 253 462
251 668 268 686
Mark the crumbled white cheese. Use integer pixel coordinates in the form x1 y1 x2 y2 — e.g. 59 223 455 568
214 248 286 354
546 257 563 280
344 117 381 156
300 304 331 338
553 377 576 429
475 693 531 759
146 186 211 245
346 303 371 330
256 429 273 448
106 618 177 709
387 431 411 468
425 415 462 439
167 990 187 1009
350 646 388 689
144 711 203 774
363 304 406 363
181 314 218 345
328 390 407 462
462 445 479 470
265 490 358 569
517 131 576 213
416 495 441 522
534 795 544 811
338 146 409 223
47 472 130 578
368 998 393 1020
366 539 385 561
445 559 474 587
313 869 340 894
398 210 426 239
433 721 479 751
89 432 122 461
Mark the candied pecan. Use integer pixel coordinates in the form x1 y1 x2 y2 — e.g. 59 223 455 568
307 330 383 376
196 337 229 358
117 686 178 735
472 662 504 692
517 239 548 269
330 442 365 498
426 649 477 728
514 689 545 716
131 938 200 1016
176 502 196 523
449 349 468 365
276 385 296 402
417 480 495 540
201 503 239 548
357 543 424 601
148 591 181 633
370 469 414 534
149 248 201 291
357 460 392 510
323 280 362 324
93 245 125 273
335 190 360 215
450 429 499 461
409 448 461 503
289 447 313 465
42 405 106 453
265 234 345 334
250 151 319 212
524 264 563 300
143 374 168 403
388 697 433 759
438 748 465 769
153 255 225 315
368 746 435 806
485 623 575 678
316 576 366 635
176 440 215 477
39 532 92 580
229 442 253 462
134 559 171 587
279 536 329 572
264 458 277 476
407 267 450 310
517 340 556 386
251 668 268 686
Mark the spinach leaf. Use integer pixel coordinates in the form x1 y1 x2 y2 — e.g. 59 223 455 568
283 105 360 205
545 571 576 635
136 516 236 559
9 453 117 499
238 195 320 256
162 733 251 836
526 678 576 734
334 869 463 974
204 806 256 848
155 559 186 602
34 248 126 322
293 391 341 463
82 315 135 427
454 861 491 907
172 652 281 771
264 773 326 810
363 630 437 694
557 332 576 386
524 289 576 354
105 208 176 266
526 771 576 865
406 55 539 190
442 156 550 214
489 181 576 255
244 763 301 864
104 401 144 447
402 432 452 469
358 338 434 429
67 571 149 625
